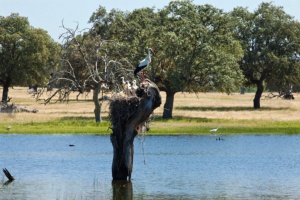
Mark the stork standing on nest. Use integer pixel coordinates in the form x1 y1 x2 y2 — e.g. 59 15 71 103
121 77 126 90
131 80 138 96
134 48 155 82
125 81 132 96
132 80 138 90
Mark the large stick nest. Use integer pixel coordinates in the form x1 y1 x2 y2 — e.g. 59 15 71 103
108 95 141 132
108 80 161 135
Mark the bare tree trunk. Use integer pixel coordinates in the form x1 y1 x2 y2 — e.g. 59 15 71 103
163 91 175 119
253 80 264 109
1 79 11 102
93 84 102 123
112 180 133 200
109 80 161 180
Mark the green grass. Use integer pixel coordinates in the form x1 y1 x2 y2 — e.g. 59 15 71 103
1 116 299 135
0 117 112 134
147 117 300 135
176 106 291 111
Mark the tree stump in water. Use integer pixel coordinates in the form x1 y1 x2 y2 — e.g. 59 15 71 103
2 168 14 185
112 180 133 199
109 80 161 180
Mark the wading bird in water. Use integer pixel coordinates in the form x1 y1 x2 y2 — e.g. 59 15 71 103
134 48 155 82
210 126 224 140
210 127 219 134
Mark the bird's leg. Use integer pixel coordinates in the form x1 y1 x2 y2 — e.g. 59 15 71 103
142 70 145 83
140 70 149 84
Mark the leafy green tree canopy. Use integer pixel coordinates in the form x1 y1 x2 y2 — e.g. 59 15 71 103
232 2 300 108
90 0 244 118
0 13 60 102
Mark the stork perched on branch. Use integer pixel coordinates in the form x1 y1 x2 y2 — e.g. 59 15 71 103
134 48 155 82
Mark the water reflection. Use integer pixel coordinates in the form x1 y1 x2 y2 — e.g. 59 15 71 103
1 134 300 199
112 180 133 200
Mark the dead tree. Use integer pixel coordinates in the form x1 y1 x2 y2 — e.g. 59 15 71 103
2 168 14 181
2 168 14 185
112 180 133 199
109 80 161 180
0 102 38 113
33 22 134 123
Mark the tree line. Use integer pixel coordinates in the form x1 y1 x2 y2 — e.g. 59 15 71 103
1 0 299 120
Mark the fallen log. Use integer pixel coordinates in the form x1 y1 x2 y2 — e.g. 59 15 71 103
0 103 38 113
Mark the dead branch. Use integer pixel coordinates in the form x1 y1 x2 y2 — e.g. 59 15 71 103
3 168 14 181
0 102 38 113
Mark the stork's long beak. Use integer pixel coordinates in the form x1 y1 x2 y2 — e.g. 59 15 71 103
150 49 155 56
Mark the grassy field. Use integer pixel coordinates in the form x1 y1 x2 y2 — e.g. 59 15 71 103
0 87 299 134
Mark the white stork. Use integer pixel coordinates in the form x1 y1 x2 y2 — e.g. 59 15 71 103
134 48 155 82
121 77 127 90
131 80 138 96
126 81 132 91
132 80 138 90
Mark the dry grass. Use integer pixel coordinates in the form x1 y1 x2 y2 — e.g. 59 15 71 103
1 87 299 125
0 87 109 124
0 87 300 133
169 92 300 121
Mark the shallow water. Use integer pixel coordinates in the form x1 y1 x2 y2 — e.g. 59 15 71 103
1 134 300 199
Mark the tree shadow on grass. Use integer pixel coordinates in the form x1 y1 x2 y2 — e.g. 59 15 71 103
176 106 290 111
153 116 213 123
59 116 95 121
59 116 110 122
59 115 213 123
55 116 111 128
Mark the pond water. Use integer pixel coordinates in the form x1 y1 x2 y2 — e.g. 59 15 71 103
0 134 300 199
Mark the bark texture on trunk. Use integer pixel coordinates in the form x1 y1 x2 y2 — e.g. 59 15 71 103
109 80 161 180
253 81 264 109
162 92 175 119
2 168 14 185
93 84 102 123
112 180 133 200
1 78 11 102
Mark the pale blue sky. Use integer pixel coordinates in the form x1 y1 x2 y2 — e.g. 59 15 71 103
1 0 299 42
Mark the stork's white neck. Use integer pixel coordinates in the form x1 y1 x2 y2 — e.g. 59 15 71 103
147 49 152 62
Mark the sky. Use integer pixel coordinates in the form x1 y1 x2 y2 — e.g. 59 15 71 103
1 0 300 42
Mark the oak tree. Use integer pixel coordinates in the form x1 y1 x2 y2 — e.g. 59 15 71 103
232 3 300 108
90 0 244 118
0 13 60 102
